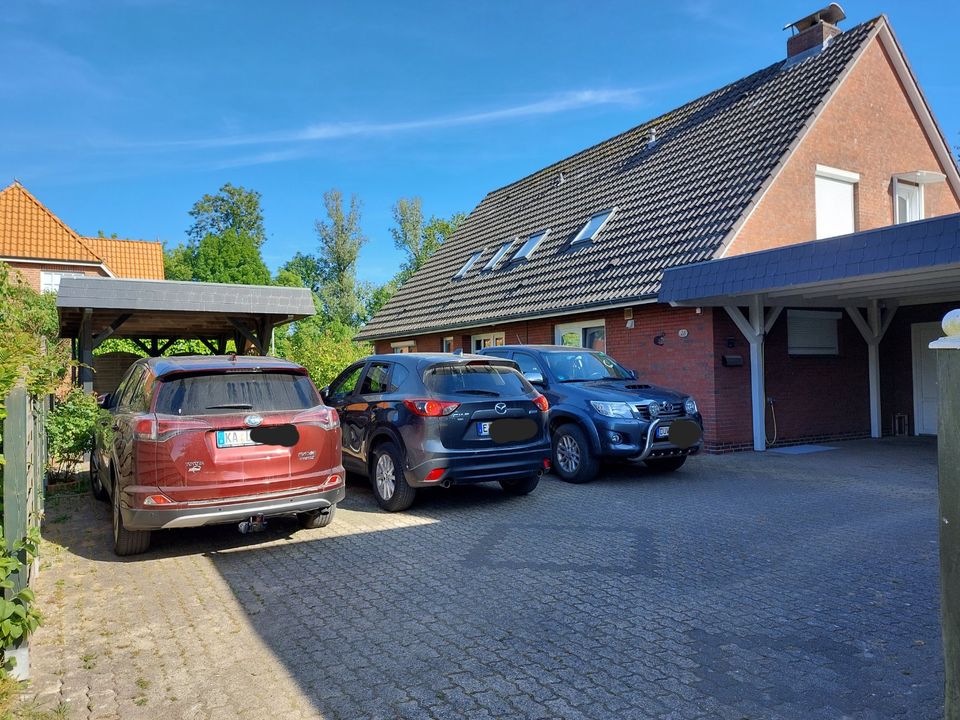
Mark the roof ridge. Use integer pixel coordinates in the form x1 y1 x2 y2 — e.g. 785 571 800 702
480 17 880 201
0 182 104 264
83 236 164 245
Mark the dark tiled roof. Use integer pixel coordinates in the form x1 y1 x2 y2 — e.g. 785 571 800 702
357 19 877 340
658 212 960 304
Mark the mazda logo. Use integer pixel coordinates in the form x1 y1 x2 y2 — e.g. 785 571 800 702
495 403 508 415
244 414 263 427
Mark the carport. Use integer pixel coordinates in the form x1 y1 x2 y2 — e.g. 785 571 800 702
659 213 960 451
56 277 315 392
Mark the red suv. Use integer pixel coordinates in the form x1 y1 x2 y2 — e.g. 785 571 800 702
90 356 345 556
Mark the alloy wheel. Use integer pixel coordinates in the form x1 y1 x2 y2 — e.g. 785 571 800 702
375 453 397 500
557 434 581 474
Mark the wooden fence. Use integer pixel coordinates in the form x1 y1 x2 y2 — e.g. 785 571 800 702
1 383 46 594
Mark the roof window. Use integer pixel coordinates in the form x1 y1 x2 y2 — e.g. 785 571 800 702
572 208 617 244
453 250 483 280
483 240 515 271
512 230 550 262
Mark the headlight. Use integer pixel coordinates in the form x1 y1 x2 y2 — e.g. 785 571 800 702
684 397 698 415
646 401 660 418
590 401 634 418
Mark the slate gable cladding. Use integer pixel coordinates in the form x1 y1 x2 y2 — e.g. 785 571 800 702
357 19 877 341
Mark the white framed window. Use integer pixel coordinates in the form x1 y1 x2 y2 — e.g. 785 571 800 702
471 332 504 352
40 271 84 294
442 337 454 353
787 310 841 356
391 340 416 354
483 240 515 271
555 320 606 351
512 229 549 262
894 180 922 224
453 251 483 280
572 207 617 244
815 165 859 239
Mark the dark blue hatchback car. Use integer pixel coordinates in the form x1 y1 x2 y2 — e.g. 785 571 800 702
479 345 703 483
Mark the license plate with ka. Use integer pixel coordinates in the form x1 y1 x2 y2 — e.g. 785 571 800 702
216 429 259 448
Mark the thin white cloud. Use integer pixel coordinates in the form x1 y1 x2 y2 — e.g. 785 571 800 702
132 88 649 152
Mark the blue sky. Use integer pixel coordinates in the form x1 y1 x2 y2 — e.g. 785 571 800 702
4 0 958 284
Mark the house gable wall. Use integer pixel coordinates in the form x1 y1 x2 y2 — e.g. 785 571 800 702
5 261 109 293
725 36 960 257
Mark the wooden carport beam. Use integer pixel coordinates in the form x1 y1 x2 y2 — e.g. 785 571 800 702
724 298 783 452
227 317 274 356
92 313 131 350
845 300 899 439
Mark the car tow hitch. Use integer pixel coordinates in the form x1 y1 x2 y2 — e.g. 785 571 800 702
238 514 267 534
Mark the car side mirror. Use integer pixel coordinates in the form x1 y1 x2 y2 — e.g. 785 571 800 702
629 370 637 380
320 386 330 401
97 393 112 409
524 371 545 386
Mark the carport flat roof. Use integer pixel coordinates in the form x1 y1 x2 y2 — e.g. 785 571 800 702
658 212 960 307
57 276 315 339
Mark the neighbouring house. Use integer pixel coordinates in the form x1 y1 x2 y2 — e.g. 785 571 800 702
357 9 960 451
0 180 164 291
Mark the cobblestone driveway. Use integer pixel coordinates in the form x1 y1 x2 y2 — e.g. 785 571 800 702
30 438 942 719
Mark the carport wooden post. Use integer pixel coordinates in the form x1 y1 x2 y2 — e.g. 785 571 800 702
78 308 94 394
933 312 960 720
724 297 781 452
846 300 897 439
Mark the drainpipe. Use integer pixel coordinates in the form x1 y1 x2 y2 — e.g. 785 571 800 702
932 309 960 720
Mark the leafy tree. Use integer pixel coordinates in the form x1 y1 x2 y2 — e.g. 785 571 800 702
274 316 371 388
315 189 366 325
279 252 324 294
191 230 271 285
187 183 266 248
163 242 194 281
358 279 396 324
273 268 306 288
390 198 464 285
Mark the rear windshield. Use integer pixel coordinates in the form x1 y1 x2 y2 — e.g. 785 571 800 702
423 364 530 397
154 371 319 415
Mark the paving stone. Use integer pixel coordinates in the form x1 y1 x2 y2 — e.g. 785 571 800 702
29 437 943 718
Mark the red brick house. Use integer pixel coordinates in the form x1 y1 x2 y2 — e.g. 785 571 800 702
358 10 960 451
0 181 164 290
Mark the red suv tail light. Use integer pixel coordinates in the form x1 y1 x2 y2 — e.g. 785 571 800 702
403 399 460 417
137 415 213 442
292 407 339 430
533 394 549 412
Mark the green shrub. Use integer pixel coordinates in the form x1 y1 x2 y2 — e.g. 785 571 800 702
275 318 371 389
45 390 101 478
0 527 41 673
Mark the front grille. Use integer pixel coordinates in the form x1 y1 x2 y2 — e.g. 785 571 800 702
635 403 684 421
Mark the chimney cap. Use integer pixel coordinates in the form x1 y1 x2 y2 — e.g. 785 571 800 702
783 3 846 33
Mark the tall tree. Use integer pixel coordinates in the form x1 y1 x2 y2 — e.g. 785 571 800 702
390 198 464 285
187 183 266 247
190 230 271 285
163 243 194 281
279 252 324 294
316 189 366 326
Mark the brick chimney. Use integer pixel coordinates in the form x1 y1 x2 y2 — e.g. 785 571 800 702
785 3 846 58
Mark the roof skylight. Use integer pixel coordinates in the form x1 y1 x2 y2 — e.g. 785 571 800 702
512 230 550 262
453 250 483 280
572 208 617 244
483 240 515 271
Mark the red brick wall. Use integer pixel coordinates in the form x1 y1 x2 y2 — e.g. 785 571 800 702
5 261 107 292
726 35 960 256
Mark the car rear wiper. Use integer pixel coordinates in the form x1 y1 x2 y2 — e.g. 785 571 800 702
206 403 254 409
456 389 501 396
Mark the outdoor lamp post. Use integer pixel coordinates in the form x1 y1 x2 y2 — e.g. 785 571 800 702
932 308 960 720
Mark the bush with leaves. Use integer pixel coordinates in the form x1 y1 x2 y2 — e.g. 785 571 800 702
0 527 42 673
275 317 371 389
45 389 101 480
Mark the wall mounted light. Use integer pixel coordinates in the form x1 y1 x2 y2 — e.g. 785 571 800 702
654 333 665 346
726 337 736 349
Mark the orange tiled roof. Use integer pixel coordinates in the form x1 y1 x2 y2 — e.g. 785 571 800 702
0 181 101 263
0 181 166 280
83 237 164 280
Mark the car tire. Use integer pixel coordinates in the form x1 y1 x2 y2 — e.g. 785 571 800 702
644 456 687 472
89 452 109 502
112 476 151 557
298 504 336 529
499 474 540 496
552 424 598 484
370 443 416 512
